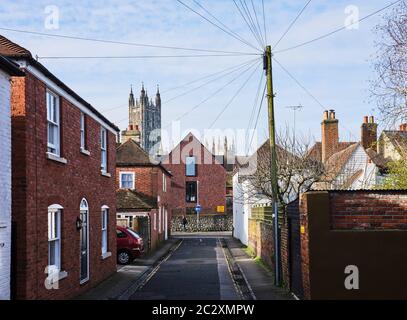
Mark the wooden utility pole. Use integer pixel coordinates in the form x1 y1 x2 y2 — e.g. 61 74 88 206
265 45 281 287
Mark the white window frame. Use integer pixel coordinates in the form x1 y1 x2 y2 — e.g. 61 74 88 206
101 127 107 173
80 112 86 150
46 90 60 156
101 206 108 255
48 205 63 272
185 156 196 176
120 172 135 189
153 213 157 231
162 173 167 192
158 207 162 233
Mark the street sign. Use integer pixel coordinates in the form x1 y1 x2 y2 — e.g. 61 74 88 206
195 204 201 213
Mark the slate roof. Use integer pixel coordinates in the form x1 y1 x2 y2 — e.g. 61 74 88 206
116 189 157 211
0 35 119 132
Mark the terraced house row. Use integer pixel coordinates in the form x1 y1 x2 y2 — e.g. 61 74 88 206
0 35 119 299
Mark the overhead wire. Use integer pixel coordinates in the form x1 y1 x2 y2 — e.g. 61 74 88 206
274 0 402 54
175 0 262 52
273 0 312 51
208 60 261 129
0 26 256 55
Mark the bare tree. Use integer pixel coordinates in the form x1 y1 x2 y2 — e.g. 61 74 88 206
235 129 325 210
372 1 407 125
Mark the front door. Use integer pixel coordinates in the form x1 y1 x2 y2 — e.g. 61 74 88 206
80 208 89 283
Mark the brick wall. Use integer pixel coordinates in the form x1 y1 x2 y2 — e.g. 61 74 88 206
116 165 173 241
0 70 11 300
11 72 117 300
300 190 407 299
247 217 275 273
163 134 226 216
330 192 407 230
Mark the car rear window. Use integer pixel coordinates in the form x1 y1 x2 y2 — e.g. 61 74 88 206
126 228 141 239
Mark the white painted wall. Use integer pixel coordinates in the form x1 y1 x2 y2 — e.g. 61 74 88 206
233 172 270 246
0 70 11 300
232 172 248 245
336 143 378 189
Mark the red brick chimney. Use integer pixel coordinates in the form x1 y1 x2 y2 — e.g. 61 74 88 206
361 115 378 150
321 109 339 163
399 123 407 132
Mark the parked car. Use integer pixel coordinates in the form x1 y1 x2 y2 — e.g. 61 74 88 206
116 226 144 264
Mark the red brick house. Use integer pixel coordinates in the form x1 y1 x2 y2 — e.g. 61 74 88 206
116 139 172 251
0 35 119 299
163 132 227 216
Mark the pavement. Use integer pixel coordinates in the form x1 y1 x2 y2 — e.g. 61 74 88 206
224 236 294 300
75 238 180 300
75 232 294 300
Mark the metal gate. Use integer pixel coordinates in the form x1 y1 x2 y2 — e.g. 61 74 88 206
287 200 303 299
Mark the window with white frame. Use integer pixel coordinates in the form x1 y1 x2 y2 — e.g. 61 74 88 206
162 173 167 192
48 205 62 271
153 213 157 231
80 112 86 150
101 127 107 172
120 172 135 189
47 90 60 156
158 207 162 233
101 207 108 255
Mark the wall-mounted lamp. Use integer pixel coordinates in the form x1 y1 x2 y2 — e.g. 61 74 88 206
76 217 83 230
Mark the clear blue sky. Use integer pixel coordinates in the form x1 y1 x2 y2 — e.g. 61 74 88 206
0 0 393 153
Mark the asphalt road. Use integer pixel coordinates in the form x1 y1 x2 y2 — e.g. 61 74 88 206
130 237 240 300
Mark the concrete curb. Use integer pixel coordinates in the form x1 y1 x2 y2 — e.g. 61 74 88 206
219 238 256 300
116 238 183 300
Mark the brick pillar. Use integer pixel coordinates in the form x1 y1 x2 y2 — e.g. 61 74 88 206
321 110 339 163
361 116 378 150
299 193 311 300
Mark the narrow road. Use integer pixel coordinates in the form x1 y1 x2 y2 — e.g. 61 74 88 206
130 236 240 300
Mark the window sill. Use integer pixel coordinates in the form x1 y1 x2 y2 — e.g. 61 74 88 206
46 152 68 164
80 148 91 156
101 171 111 178
101 252 112 260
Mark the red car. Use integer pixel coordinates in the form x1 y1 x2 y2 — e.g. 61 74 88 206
116 226 144 264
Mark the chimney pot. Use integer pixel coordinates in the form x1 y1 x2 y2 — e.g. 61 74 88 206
369 116 374 124
329 110 336 119
364 116 368 124
400 124 407 132
323 110 329 120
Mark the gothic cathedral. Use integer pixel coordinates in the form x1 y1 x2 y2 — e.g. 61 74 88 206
121 84 161 154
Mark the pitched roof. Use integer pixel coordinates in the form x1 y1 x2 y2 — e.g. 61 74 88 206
0 35 119 132
322 143 359 182
0 35 32 58
116 189 157 211
365 148 389 168
306 141 356 162
117 139 155 165
116 139 172 175
382 130 407 158
164 132 225 167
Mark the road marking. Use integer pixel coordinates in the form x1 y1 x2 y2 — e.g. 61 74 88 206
218 238 243 300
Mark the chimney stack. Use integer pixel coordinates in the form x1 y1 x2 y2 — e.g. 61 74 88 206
361 115 378 150
321 109 339 163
